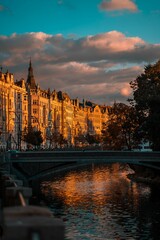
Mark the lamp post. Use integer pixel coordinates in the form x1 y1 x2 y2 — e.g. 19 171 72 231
62 121 72 147
46 109 60 149
17 116 21 151
46 110 53 149
6 117 14 150
9 111 21 151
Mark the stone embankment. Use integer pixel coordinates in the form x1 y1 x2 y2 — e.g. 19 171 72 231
0 165 65 240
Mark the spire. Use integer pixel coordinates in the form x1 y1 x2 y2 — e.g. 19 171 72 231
27 58 36 89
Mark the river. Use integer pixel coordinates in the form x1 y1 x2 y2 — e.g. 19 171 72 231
39 163 160 240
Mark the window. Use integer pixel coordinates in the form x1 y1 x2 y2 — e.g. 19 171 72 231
33 100 38 105
32 119 38 123
33 109 37 114
17 93 21 99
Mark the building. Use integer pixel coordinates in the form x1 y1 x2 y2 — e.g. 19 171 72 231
0 61 109 150
0 68 27 150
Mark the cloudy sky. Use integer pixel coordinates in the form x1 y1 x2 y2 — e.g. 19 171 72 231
0 0 160 105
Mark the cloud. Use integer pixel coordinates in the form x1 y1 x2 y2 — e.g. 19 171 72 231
99 0 138 13
84 31 144 52
0 31 159 105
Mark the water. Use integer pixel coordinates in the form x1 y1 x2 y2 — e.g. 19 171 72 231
40 163 160 240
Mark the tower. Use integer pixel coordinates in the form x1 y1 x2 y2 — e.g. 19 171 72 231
26 59 37 130
27 59 36 89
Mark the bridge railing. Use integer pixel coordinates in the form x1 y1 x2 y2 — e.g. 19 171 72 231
8 150 160 164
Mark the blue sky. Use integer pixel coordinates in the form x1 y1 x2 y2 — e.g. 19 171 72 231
0 0 160 104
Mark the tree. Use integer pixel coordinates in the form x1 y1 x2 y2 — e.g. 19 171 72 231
46 130 59 149
74 134 86 147
23 128 43 149
130 60 160 150
85 133 101 145
57 134 67 148
102 103 140 150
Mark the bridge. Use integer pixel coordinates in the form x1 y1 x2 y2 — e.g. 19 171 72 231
7 150 160 164
4 150 160 180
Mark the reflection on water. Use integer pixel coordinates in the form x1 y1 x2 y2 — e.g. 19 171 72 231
40 163 160 240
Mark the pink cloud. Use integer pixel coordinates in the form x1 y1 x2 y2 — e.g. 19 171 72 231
99 0 138 12
60 61 99 74
84 31 144 52
0 31 159 105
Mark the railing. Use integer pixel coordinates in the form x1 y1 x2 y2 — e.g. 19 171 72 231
3 176 41 240
0 169 65 240
10 177 26 207
8 150 160 165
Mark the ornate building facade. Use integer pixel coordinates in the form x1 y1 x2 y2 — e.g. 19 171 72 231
0 61 109 150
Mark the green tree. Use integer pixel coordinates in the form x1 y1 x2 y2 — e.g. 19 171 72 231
23 128 43 149
130 60 160 150
57 134 67 147
102 103 140 150
74 134 86 147
85 133 96 145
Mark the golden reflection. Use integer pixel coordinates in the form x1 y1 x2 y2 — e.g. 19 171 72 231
91 165 110 209
42 164 122 206
40 163 152 240
41 163 151 213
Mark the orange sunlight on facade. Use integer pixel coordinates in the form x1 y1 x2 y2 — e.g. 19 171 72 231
0 62 110 150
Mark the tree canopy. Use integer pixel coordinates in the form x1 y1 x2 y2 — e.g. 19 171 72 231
130 60 160 150
23 128 43 148
102 102 140 150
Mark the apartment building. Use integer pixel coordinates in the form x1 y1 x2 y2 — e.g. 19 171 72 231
0 62 109 149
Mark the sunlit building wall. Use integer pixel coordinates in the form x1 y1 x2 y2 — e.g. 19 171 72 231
0 62 110 149
0 70 27 149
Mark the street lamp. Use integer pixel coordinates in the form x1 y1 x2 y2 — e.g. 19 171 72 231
6 117 15 150
9 111 21 151
63 121 72 147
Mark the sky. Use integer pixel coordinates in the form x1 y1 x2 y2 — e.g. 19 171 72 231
0 0 160 105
